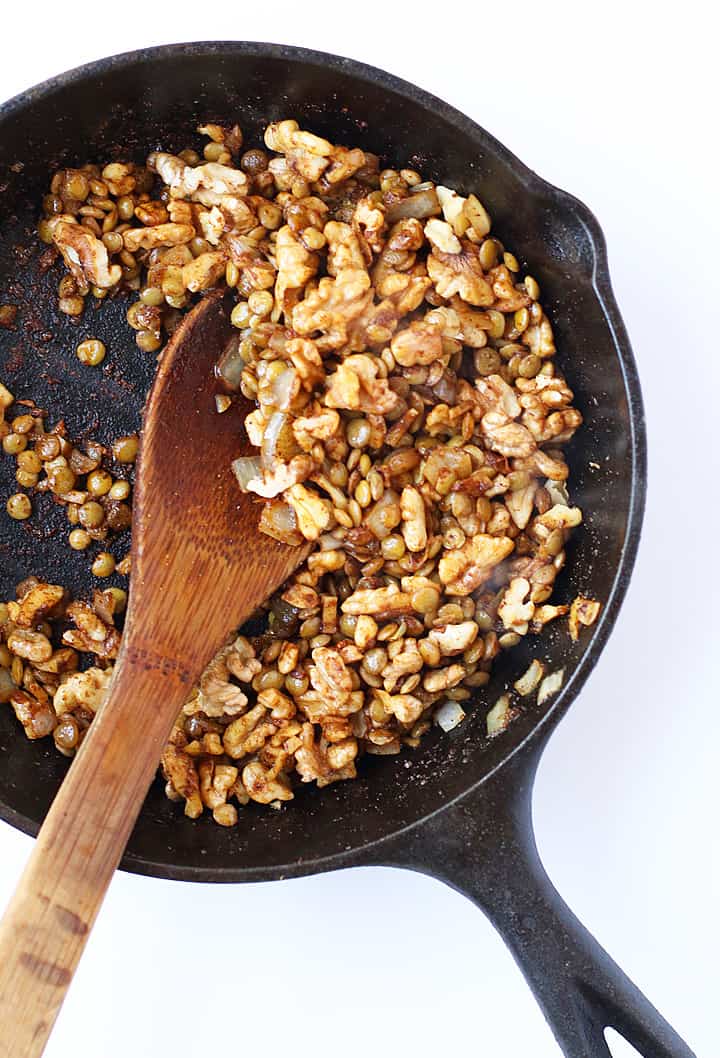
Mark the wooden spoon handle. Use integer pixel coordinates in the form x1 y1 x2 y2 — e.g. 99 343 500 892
0 653 188 1058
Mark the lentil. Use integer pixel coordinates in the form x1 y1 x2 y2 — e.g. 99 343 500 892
112 435 139 464
6 494 31 519
86 470 112 497
91 552 116 577
76 339 106 366
68 529 91 550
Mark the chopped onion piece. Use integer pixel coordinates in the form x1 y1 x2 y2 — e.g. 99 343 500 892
434 700 466 732
545 479 569 507
261 411 300 468
386 187 441 223
269 366 297 412
215 334 245 391
215 393 232 414
486 693 511 737
514 659 545 697
537 668 565 707
318 533 344 551
232 455 262 492
258 500 302 545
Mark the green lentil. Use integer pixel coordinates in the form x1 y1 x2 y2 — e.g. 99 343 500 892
6 493 31 520
112 435 139 464
381 534 406 560
49 466 76 495
76 339 106 366
3 433 27 456
86 470 112 497
136 330 162 353
109 480 131 501
412 586 441 613
91 552 116 577
17 451 41 474
140 285 164 306
355 480 371 508
69 529 91 550
525 275 540 300
117 196 135 221
15 469 38 489
78 501 105 529
518 353 542 379
347 419 371 448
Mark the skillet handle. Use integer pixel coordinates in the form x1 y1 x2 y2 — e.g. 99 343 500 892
377 743 696 1058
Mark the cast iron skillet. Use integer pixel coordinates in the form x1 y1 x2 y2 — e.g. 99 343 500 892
0 42 693 1058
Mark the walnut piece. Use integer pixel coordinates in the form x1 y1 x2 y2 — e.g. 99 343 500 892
438 534 515 595
161 736 203 818
10 691 56 740
61 601 120 659
53 220 121 291
223 704 276 760
292 409 341 451
391 318 445 367
341 586 414 617
7 630 53 664
193 642 251 718
324 354 399 414
284 483 332 540
14 583 65 629
294 723 357 787
428 621 479 656
53 667 113 717
308 646 354 710
182 251 227 292
242 760 294 804
427 240 494 306
274 225 319 315
498 577 535 634
568 596 602 641
244 454 315 499
292 270 373 352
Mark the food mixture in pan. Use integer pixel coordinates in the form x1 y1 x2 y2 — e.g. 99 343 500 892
0 120 600 826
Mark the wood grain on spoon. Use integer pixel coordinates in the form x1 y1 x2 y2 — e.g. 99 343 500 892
0 292 309 1058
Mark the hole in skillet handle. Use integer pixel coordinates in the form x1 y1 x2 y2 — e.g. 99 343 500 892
360 742 697 1058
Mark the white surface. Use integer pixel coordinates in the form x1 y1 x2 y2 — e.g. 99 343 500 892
0 4 717 1056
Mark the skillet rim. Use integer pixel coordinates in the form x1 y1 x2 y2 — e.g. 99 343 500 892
0 40 647 882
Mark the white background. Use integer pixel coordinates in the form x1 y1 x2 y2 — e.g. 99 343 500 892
0 3 717 1056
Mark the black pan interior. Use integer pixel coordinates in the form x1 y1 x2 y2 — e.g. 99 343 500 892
0 43 641 880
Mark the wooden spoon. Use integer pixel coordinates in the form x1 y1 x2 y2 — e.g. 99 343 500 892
0 292 309 1058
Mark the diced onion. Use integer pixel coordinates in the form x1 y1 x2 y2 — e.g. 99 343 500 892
513 659 545 697
486 693 511 737
258 500 301 544
231 455 262 491
537 668 565 707
434 700 466 732
545 479 569 507
318 533 344 551
269 366 297 412
215 334 245 391
386 187 441 223
261 411 300 468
